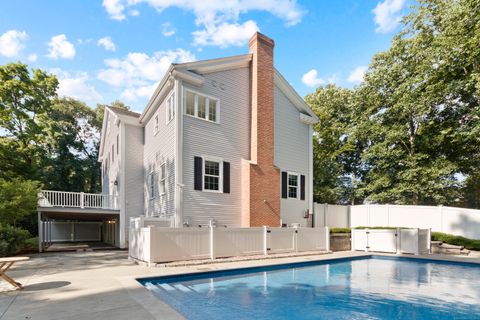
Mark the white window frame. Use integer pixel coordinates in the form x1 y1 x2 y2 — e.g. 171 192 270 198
287 172 299 199
159 162 167 196
202 155 223 193
184 89 220 124
153 113 159 135
165 92 175 125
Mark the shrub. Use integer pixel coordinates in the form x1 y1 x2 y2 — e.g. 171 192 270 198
330 228 351 234
431 232 480 251
0 223 30 257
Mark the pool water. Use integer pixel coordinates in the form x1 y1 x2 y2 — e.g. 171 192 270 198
139 256 480 319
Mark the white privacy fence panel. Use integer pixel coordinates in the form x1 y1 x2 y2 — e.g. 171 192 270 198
368 229 397 253
313 203 349 228
214 228 265 258
352 228 431 255
150 228 211 262
317 203 480 239
268 228 296 253
129 228 151 262
129 226 330 264
296 228 329 252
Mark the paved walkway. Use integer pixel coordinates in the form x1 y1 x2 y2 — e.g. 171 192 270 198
0 250 479 320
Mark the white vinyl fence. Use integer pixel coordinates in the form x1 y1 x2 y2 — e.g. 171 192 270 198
351 228 431 255
129 226 330 264
315 203 480 239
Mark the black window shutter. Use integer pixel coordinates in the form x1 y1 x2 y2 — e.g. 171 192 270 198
300 175 306 200
223 162 230 193
194 156 203 190
281 171 288 199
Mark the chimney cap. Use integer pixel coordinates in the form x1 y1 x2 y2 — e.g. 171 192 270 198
248 32 275 49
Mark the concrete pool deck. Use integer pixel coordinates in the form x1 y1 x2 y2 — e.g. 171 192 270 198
1 250 479 320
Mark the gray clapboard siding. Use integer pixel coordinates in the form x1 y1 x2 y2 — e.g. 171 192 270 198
102 111 121 198
124 124 144 236
274 85 310 226
182 67 250 227
143 89 176 218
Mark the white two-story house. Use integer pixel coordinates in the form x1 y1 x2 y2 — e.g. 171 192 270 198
98 33 318 248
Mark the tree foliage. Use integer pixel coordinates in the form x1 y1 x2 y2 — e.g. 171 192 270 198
0 62 128 242
308 0 480 207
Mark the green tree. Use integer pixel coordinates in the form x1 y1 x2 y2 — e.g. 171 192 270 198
0 178 41 227
305 85 365 204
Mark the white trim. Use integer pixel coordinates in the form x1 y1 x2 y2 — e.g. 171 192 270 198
165 91 175 125
308 124 313 214
159 162 167 196
183 88 220 124
201 155 223 193
174 79 183 227
287 171 300 200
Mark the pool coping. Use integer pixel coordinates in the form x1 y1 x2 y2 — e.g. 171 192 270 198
119 251 480 320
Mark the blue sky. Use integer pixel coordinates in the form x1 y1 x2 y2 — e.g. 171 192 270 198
0 0 410 112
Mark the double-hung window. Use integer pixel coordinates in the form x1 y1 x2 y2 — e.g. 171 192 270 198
148 172 155 199
288 173 299 199
185 90 218 123
204 159 221 191
153 114 159 135
159 163 166 195
166 94 175 124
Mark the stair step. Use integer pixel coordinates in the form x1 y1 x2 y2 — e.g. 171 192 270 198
440 243 464 250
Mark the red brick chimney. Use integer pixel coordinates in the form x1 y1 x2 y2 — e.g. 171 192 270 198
242 32 281 227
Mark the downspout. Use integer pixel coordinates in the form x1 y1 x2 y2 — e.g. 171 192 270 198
174 79 184 227
309 124 314 226
119 122 126 248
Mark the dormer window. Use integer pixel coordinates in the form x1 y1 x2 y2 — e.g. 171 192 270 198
184 89 219 123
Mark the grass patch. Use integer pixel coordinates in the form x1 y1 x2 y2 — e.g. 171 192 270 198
431 232 480 251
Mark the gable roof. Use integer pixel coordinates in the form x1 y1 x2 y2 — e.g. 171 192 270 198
98 106 142 159
108 106 141 118
139 54 318 123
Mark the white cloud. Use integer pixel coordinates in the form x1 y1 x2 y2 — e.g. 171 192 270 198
161 22 176 37
373 0 407 33
102 0 126 20
302 69 339 87
121 82 159 102
27 53 37 62
98 49 195 102
47 34 76 59
130 9 140 16
347 66 368 83
0 30 28 57
54 70 103 104
193 20 259 48
103 0 305 47
97 36 117 51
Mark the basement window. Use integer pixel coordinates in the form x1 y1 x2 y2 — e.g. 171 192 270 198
184 89 219 123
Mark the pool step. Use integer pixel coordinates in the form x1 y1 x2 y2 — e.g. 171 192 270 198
431 241 470 255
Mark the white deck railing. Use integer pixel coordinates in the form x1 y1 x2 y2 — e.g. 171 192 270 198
38 190 119 210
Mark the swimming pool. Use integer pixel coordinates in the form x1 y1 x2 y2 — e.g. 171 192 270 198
139 256 480 319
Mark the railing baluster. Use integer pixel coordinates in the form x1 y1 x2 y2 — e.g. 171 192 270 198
39 190 118 210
